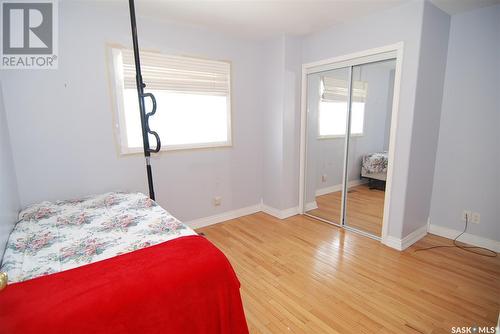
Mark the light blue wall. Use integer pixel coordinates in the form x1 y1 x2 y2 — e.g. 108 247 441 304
0 83 20 257
0 2 265 223
402 0 450 236
430 4 500 241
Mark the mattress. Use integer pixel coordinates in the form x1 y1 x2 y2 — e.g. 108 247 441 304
1 192 196 283
361 151 388 180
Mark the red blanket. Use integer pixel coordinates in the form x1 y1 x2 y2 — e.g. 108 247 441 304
0 235 249 334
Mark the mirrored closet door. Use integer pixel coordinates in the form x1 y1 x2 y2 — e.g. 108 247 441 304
304 67 349 225
303 57 397 239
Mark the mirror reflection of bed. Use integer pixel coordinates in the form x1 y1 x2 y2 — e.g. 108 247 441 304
305 59 395 238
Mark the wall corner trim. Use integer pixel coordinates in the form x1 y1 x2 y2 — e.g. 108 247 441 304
383 224 428 251
261 205 300 220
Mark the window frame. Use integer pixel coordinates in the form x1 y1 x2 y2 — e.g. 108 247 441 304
108 45 233 155
317 99 365 140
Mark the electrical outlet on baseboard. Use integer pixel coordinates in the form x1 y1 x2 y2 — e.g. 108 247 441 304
321 174 327 183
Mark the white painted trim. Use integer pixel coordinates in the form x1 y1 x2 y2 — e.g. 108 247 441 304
402 225 428 250
298 42 405 247
305 45 399 74
261 205 300 220
298 66 308 215
315 179 368 197
428 224 500 253
305 201 318 211
186 202 304 230
383 224 428 251
185 203 261 229
339 67 354 236
316 184 342 197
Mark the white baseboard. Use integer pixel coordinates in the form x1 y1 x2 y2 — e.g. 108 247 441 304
186 203 262 229
185 202 302 229
316 184 342 197
315 179 368 197
261 204 300 220
383 224 428 251
428 224 500 253
305 201 318 211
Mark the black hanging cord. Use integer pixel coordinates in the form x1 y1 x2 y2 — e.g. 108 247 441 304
128 0 161 200
414 215 497 258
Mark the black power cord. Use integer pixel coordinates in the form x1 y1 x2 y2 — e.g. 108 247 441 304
414 214 497 258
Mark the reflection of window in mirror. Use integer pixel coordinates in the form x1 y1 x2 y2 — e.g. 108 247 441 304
318 76 367 139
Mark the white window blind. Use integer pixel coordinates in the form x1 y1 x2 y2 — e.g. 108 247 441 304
321 77 368 103
120 49 230 96
318 76 366 138
111 48 232 153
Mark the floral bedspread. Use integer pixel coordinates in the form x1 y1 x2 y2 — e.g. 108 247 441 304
1 192 196 283
361 151 388 175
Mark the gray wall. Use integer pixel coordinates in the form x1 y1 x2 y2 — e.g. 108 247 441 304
429 4 500 241
261 37 285 210
0 1 264 222
402 1 450 236
261 35 302 211
0 83 20 257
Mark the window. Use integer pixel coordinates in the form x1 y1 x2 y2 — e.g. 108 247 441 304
318 76 367 138
111 48 231 153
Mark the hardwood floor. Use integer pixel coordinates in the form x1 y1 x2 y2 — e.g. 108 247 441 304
198 213 500 334
307 184 385 237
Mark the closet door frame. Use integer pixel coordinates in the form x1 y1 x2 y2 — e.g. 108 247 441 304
299 42 404 245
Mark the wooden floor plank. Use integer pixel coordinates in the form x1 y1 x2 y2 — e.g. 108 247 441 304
198 213 499 333
307 184 385 236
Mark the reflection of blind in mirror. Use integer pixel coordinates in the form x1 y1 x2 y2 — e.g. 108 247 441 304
320 77 368 103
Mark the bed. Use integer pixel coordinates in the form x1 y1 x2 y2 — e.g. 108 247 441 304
0 192 249 334
361 151 388 189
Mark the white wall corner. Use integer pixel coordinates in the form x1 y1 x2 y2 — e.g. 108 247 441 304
261 204 300 220
428 224 500 253
383 224 428 251
185 203 262 229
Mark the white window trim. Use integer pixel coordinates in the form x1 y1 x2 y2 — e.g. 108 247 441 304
318 133 364 140
316 99 365 140
108 45 233 155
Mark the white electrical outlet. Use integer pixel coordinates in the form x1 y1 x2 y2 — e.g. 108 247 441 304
321 174 327 183
471 212 480 224
213 196 222 207
462 210 472 222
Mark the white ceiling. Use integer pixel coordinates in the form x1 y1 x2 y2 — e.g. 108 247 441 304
131 0 499 40
430 0 499 15
134 0 408 40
